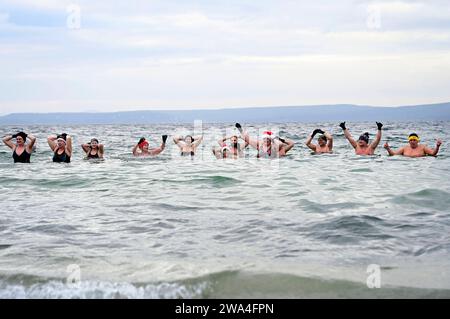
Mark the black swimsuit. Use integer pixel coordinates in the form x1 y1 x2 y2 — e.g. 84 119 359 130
87 148 100 159
53 149 71 163
13 148 31 163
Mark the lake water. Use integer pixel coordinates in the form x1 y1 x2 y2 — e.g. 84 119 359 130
0 121 449 298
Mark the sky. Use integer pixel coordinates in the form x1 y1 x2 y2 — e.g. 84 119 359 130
0 0 450 114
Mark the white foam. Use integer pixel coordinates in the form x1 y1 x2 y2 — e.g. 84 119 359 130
0 279 209 299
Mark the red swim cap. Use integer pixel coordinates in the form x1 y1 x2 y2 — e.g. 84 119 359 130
139 141 149 148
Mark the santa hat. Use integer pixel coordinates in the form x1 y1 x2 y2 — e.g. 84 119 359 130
262 131 273 139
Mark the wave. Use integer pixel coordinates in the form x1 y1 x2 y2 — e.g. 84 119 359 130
1 270 449 299
390 189 450 210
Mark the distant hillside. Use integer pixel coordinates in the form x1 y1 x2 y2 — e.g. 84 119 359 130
0 103 449 124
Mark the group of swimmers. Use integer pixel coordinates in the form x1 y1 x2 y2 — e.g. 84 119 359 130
2 122 443 163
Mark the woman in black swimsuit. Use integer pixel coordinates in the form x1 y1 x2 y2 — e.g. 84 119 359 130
2 131 36 163
47 133 72 163
81 138 104 159
173 135 203 156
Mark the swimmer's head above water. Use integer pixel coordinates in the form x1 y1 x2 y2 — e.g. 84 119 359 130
408 133 420 148
262 131 273 146
12 132 27 146
318 135 327 147
138 138 149 152
358 132 370 147
56 133 67 149
184 135 194 145
90 138 99 149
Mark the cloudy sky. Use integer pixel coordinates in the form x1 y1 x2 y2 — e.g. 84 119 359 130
0 0 450 114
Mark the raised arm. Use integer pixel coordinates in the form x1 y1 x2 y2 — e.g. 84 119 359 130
2 135 15 150
149 144 165 156
306 129 324 152
25 134 36 153
325 132 333 151
218 136 228 147
242 131 259 150
305 135 317 152
81 143 91 154
98 144 104 158
235 123 258 150
192 135 203 148
47 135 57 151
370 122 383 150
173 136 185 149
241 136 249 148
149 135 167 156
384 143 404 156
424 139 442 157
340 122 357 149
65 136 73 157
132 143 140 156
280 138 294 153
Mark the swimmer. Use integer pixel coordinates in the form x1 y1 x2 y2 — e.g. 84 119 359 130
132 135 167 157
173 135 203 156
47 133 72 163
212 145 232 159
339 122 383 155
2 131 36 163
305 129 333 154
236 123 294 158
81 138 104 159
384 133 442 157
217 134 248 158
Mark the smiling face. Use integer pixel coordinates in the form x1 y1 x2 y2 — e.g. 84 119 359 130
230 136 238 144
318 136 327 147
90 139 99 149
407 134 420 149
56 138 66 149
15 136 25 146
185 136 193 145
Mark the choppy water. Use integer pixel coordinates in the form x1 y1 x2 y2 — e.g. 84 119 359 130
1 121 450 298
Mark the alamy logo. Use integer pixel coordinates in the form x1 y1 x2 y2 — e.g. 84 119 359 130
366 5 381 30
366 264 381 288
66 4 81 29
66 264 81 288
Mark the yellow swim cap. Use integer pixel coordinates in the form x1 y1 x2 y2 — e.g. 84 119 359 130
408 133 420 142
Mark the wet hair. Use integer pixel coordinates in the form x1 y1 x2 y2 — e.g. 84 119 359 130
185 135 194 143
318 135 327 143
16 132 27 141
358 132 370 143
91 138 99 144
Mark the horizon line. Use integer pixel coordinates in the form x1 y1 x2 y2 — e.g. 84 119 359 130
2 101 450 116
